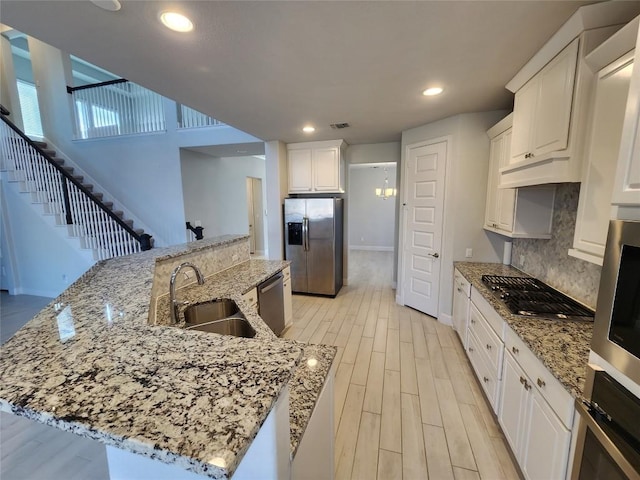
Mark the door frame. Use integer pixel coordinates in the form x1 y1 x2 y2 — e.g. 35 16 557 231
396 135 452 320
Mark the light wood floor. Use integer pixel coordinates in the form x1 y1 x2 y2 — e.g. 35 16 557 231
0 251 520 479
283 250 521 479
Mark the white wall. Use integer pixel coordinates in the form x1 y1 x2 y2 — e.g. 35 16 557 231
25 36 261 248
348 164 396 250
1 177 93 297
180 150 266 241
400 111 507 320
265 141 288 260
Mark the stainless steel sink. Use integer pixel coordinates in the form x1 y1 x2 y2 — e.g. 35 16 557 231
182 299 255 338
184 299 240 325
185 317 256 338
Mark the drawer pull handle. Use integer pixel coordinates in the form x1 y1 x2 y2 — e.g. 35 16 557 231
512 346 519 355
469 347 474 353
486 344 492 350
483 376 489 383
537 378 546 388
457 287 462 293
520 376 526 385
524 381 532 391
470 319 476 324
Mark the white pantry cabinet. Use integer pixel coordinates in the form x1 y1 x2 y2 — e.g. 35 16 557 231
287 140 346 194
484 115 555 239
570 51 635 264
613 24 640 209
452 268 471 347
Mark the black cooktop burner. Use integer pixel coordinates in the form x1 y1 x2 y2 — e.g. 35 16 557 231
481 275 594 321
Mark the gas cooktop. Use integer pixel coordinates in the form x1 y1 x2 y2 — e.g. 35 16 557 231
481 274 594 321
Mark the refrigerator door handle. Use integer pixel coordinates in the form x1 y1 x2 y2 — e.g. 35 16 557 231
303 217 309 251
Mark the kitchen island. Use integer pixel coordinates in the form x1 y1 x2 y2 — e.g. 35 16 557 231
0 235 336 479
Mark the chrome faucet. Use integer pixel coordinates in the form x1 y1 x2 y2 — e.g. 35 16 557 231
169 262 205 324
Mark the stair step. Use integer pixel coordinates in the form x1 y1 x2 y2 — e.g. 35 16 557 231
82 184 94 192
73 175 84 183
62 166 74 174
42 149 56 157
32 141 48 148
52 158 64 166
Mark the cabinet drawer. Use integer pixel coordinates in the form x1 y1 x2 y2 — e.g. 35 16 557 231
454 270 471 297
504 326 574 428
471 287 505 338
469 302 504 379
467 329 501 412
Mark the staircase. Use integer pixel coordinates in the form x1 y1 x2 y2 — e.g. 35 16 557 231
1 108 153 261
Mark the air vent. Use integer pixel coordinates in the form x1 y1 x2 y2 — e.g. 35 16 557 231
330 123 350 129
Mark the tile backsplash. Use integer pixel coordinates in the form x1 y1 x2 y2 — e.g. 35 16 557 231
512 183 602 308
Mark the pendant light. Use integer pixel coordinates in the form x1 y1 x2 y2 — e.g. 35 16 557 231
375 167 396 200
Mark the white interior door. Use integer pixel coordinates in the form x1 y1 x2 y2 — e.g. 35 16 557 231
401 141 446 317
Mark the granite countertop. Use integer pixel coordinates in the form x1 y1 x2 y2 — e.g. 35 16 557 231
454 262 593 398
0 236 335 479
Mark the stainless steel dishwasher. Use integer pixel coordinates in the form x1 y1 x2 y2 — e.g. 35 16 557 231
258 272 285 336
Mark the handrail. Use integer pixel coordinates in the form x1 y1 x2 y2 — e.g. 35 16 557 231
66 78 128 94
0 105 152 250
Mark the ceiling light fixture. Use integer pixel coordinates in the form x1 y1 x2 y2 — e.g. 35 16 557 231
302 126 315 133
422 87 444 96
160 11 194 33
375 167 397 200
90 0 121 12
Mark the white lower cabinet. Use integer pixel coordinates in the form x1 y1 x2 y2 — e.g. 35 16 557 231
291 364 335 480
452 269 471 347
499 345 572 480
283 266 293 327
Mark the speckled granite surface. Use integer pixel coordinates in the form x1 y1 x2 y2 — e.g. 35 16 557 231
0 236 335 479
454 262 593 398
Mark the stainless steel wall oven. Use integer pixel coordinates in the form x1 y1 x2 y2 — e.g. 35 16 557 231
591 220 640 385
572 220 640 480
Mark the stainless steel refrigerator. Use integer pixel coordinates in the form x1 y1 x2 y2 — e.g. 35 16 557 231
284 197 343 296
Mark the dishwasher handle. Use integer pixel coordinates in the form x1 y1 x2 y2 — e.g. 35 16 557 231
259 273 284 294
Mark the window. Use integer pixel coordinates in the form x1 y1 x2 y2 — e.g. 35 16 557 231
16 80 43 137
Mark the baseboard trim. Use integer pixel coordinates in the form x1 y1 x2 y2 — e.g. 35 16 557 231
13 287 57 299
349 245 394 252
439 313 453 327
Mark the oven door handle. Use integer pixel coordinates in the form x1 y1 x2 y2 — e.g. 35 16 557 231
574 399 640 480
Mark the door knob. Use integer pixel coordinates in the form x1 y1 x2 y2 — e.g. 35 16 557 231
428 252 439 258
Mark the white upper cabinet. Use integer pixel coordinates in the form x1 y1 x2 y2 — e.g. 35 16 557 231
570 50 635 264
288 140 346 194
485 115 555 239
509 40 578 167
613 22 640 210
500 8 638 189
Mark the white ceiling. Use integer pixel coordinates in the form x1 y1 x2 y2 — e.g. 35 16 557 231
1 0 624 145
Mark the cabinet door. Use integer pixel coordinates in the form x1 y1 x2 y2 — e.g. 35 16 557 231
533 39 578 156
498 352 528 457
520 388 571 480
283 274 293 327
510 79 538 165
312 147 340 192
572 54 633 261
484 135 502 229
613 40 640 206
452 279 469 346
497 130 516 232
288 149 313 193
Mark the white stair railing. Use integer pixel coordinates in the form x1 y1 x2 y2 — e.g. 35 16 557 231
1 108 152 260
177 103 224 129
68 79 166 139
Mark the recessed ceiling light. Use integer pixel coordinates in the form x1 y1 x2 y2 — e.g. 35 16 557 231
302 126 315 133
90 0 121 12
160 11 194 33
423 87 444 96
